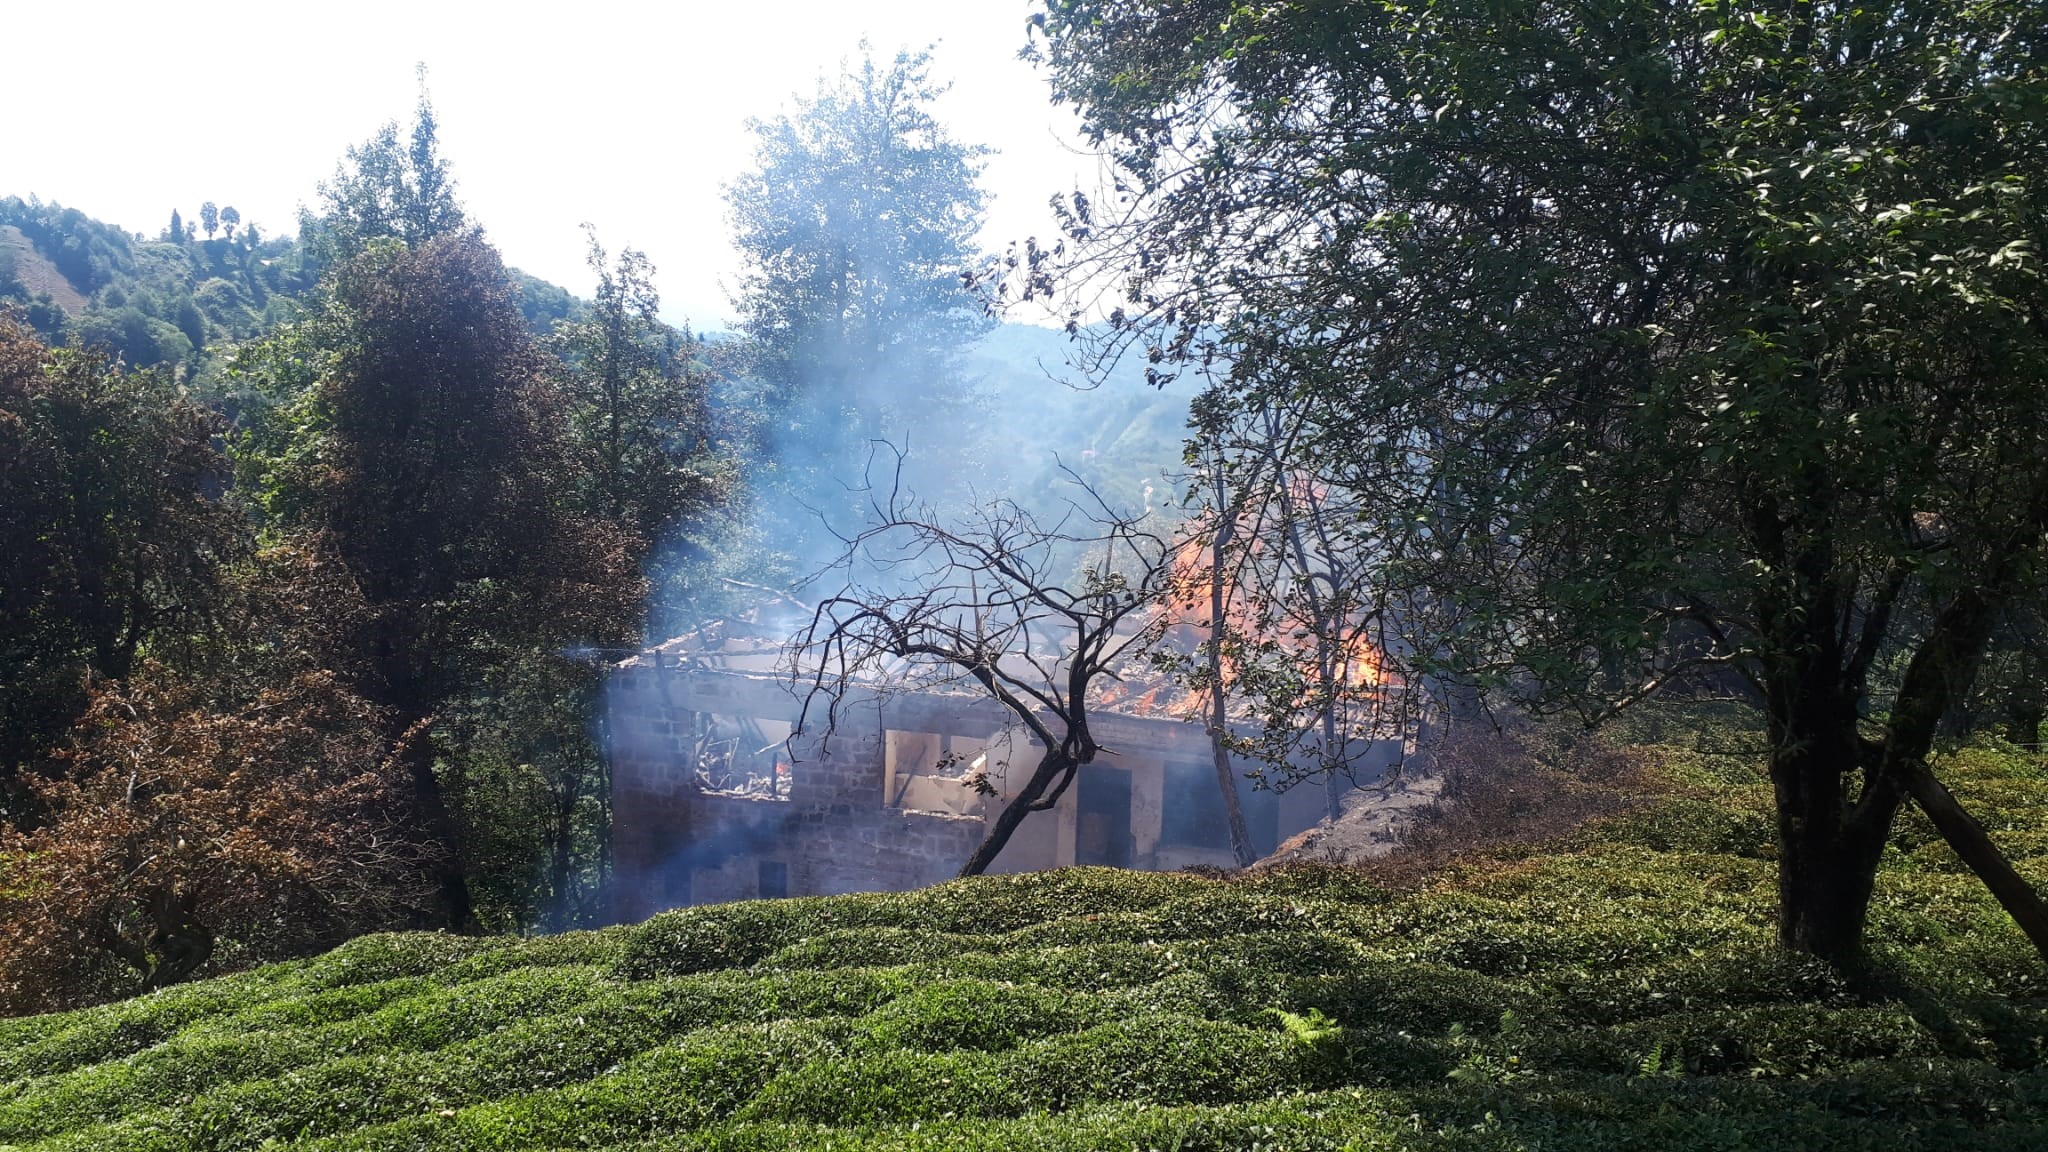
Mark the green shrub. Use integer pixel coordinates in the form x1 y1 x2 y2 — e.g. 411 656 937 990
891 868 1197 934
1585 797 1776 857
1282 960 1541 1037
614 899 844 977
5 726 2048 1151
1614 1003 1943 1078
1006 1014 1306 1109
293 933 513 991
643 965 918 1029
740 1048 1020 1125
761 926 982 970
0 973 292 1083
856 979 1098 1053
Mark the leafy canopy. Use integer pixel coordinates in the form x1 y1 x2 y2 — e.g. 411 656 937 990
726 45 994 494
1033 0 2048 961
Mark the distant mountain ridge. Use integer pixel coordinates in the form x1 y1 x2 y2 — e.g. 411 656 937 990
0 195 1193 508
0 196 583 375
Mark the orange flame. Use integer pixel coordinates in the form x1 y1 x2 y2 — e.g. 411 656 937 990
1098 526 1393 722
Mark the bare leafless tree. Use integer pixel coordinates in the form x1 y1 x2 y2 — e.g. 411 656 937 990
1164 388 1425 819
789 457 1171 875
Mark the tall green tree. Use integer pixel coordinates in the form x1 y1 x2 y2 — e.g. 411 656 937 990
727 46 994 520
552 228 722 550
484 229 730 927
551 228 733 629
311 83 465 261
1035 0 2048 966
0 313 239 797
235 233 638 929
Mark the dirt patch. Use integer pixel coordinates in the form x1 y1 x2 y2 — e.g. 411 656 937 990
1373 725 1652 884
0 225 89 314
1257 771 1444 867
1254 723 1653 884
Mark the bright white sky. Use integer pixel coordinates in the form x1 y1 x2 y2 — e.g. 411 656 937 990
1 1 1107 329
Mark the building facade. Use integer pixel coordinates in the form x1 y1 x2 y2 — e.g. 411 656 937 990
607 637 1395 919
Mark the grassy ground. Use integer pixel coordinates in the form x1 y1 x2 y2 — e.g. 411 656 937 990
2 716 2046 1150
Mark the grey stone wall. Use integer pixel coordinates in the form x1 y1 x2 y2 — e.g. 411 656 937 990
606 651 1407 920
607 660 985 920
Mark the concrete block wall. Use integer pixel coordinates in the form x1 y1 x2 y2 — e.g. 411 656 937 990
607 655 1412 921
608 660 988 919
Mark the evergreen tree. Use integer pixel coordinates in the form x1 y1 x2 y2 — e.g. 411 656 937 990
234 234 638 929
313 82 466 259
726 46 993 532
553 230 716 539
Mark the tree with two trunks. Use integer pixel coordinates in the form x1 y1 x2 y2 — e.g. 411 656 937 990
1031 0 2048 967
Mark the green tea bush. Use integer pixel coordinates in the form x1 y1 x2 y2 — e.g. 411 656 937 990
1284 960 1540 1036
1006 1013 1307 1109
4 730 2048 1150
890 868 1195 934
1614 1003 1942 1077
855 979 1097 1052
292 933 513 991
740 1048 1019 1126
760 926 981 970
0 972 292 1083
1577 797 1775 857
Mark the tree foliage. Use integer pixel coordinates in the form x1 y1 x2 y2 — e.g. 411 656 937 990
312 84 466 261
0 313 239 791
727 47 994 510
0 78 728 996
551 229 726 562
1032 0 2048 964
234 232 640 929
0 667 430 1013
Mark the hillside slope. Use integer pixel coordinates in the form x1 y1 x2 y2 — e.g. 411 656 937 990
0 197 588 370
1 725 2046 1150
0 226 88 315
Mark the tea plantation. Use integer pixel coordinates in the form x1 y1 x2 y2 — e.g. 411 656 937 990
3 731 2047 1150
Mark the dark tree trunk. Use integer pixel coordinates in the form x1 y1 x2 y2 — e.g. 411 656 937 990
1901 759 2048 966
960 749 1076 877
393 721 474 932
1204 638 1256 868
1207 722 1257 868
2004 647 2045 746
1766 674 1898 966
593 716 618 925
1761 565 2028 967
1774 792 1887 964
142 892 216 991
1321 697 1344 824
548 783 576 932
1205 525 1257 867
102 889 216 992
2008 695 2045 748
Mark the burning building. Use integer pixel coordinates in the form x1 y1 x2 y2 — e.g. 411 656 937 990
606 618 1402 918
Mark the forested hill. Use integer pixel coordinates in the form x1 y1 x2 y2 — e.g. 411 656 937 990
0 196 579 371
0 192 1193 513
